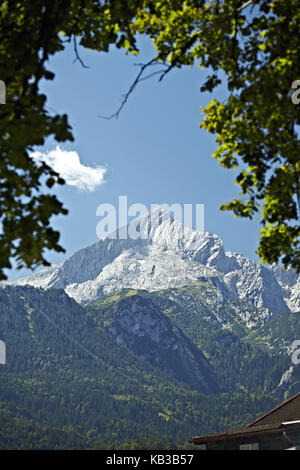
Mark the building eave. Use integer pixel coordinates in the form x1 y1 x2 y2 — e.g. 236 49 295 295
190 422 300 445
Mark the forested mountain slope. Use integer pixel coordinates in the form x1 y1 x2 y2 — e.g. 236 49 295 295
0 284 284 449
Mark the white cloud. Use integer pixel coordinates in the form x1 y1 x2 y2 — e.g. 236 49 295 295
30 146 107 192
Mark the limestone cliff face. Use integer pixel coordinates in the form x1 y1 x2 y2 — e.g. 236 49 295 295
103 294 220 394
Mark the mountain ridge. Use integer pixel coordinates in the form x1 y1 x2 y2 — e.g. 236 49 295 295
5 206 300 327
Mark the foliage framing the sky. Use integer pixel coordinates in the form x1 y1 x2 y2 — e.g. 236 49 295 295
1 0 300 277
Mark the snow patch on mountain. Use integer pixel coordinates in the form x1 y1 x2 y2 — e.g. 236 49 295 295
5 206 299 325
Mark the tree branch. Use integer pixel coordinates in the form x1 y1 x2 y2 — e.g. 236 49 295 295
73 35 89 69
99 58 168 120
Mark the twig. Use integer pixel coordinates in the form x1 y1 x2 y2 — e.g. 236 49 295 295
237 0 255 14
99 58 168 120
73 35 90 69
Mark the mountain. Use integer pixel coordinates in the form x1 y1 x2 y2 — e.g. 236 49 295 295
0 284 281 449
86 287 292 396
87 289 220 394
7 206 300 329
2 206 300 448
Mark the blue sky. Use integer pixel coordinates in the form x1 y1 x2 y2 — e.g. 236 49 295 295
7 37 262 280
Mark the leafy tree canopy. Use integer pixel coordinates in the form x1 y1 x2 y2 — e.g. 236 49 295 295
0 0 141 279
1 0 300 277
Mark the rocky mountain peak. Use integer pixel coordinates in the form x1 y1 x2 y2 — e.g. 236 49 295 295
5 207 300 325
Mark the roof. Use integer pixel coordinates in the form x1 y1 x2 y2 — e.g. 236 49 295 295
191 392 300 445
247 393 300 427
